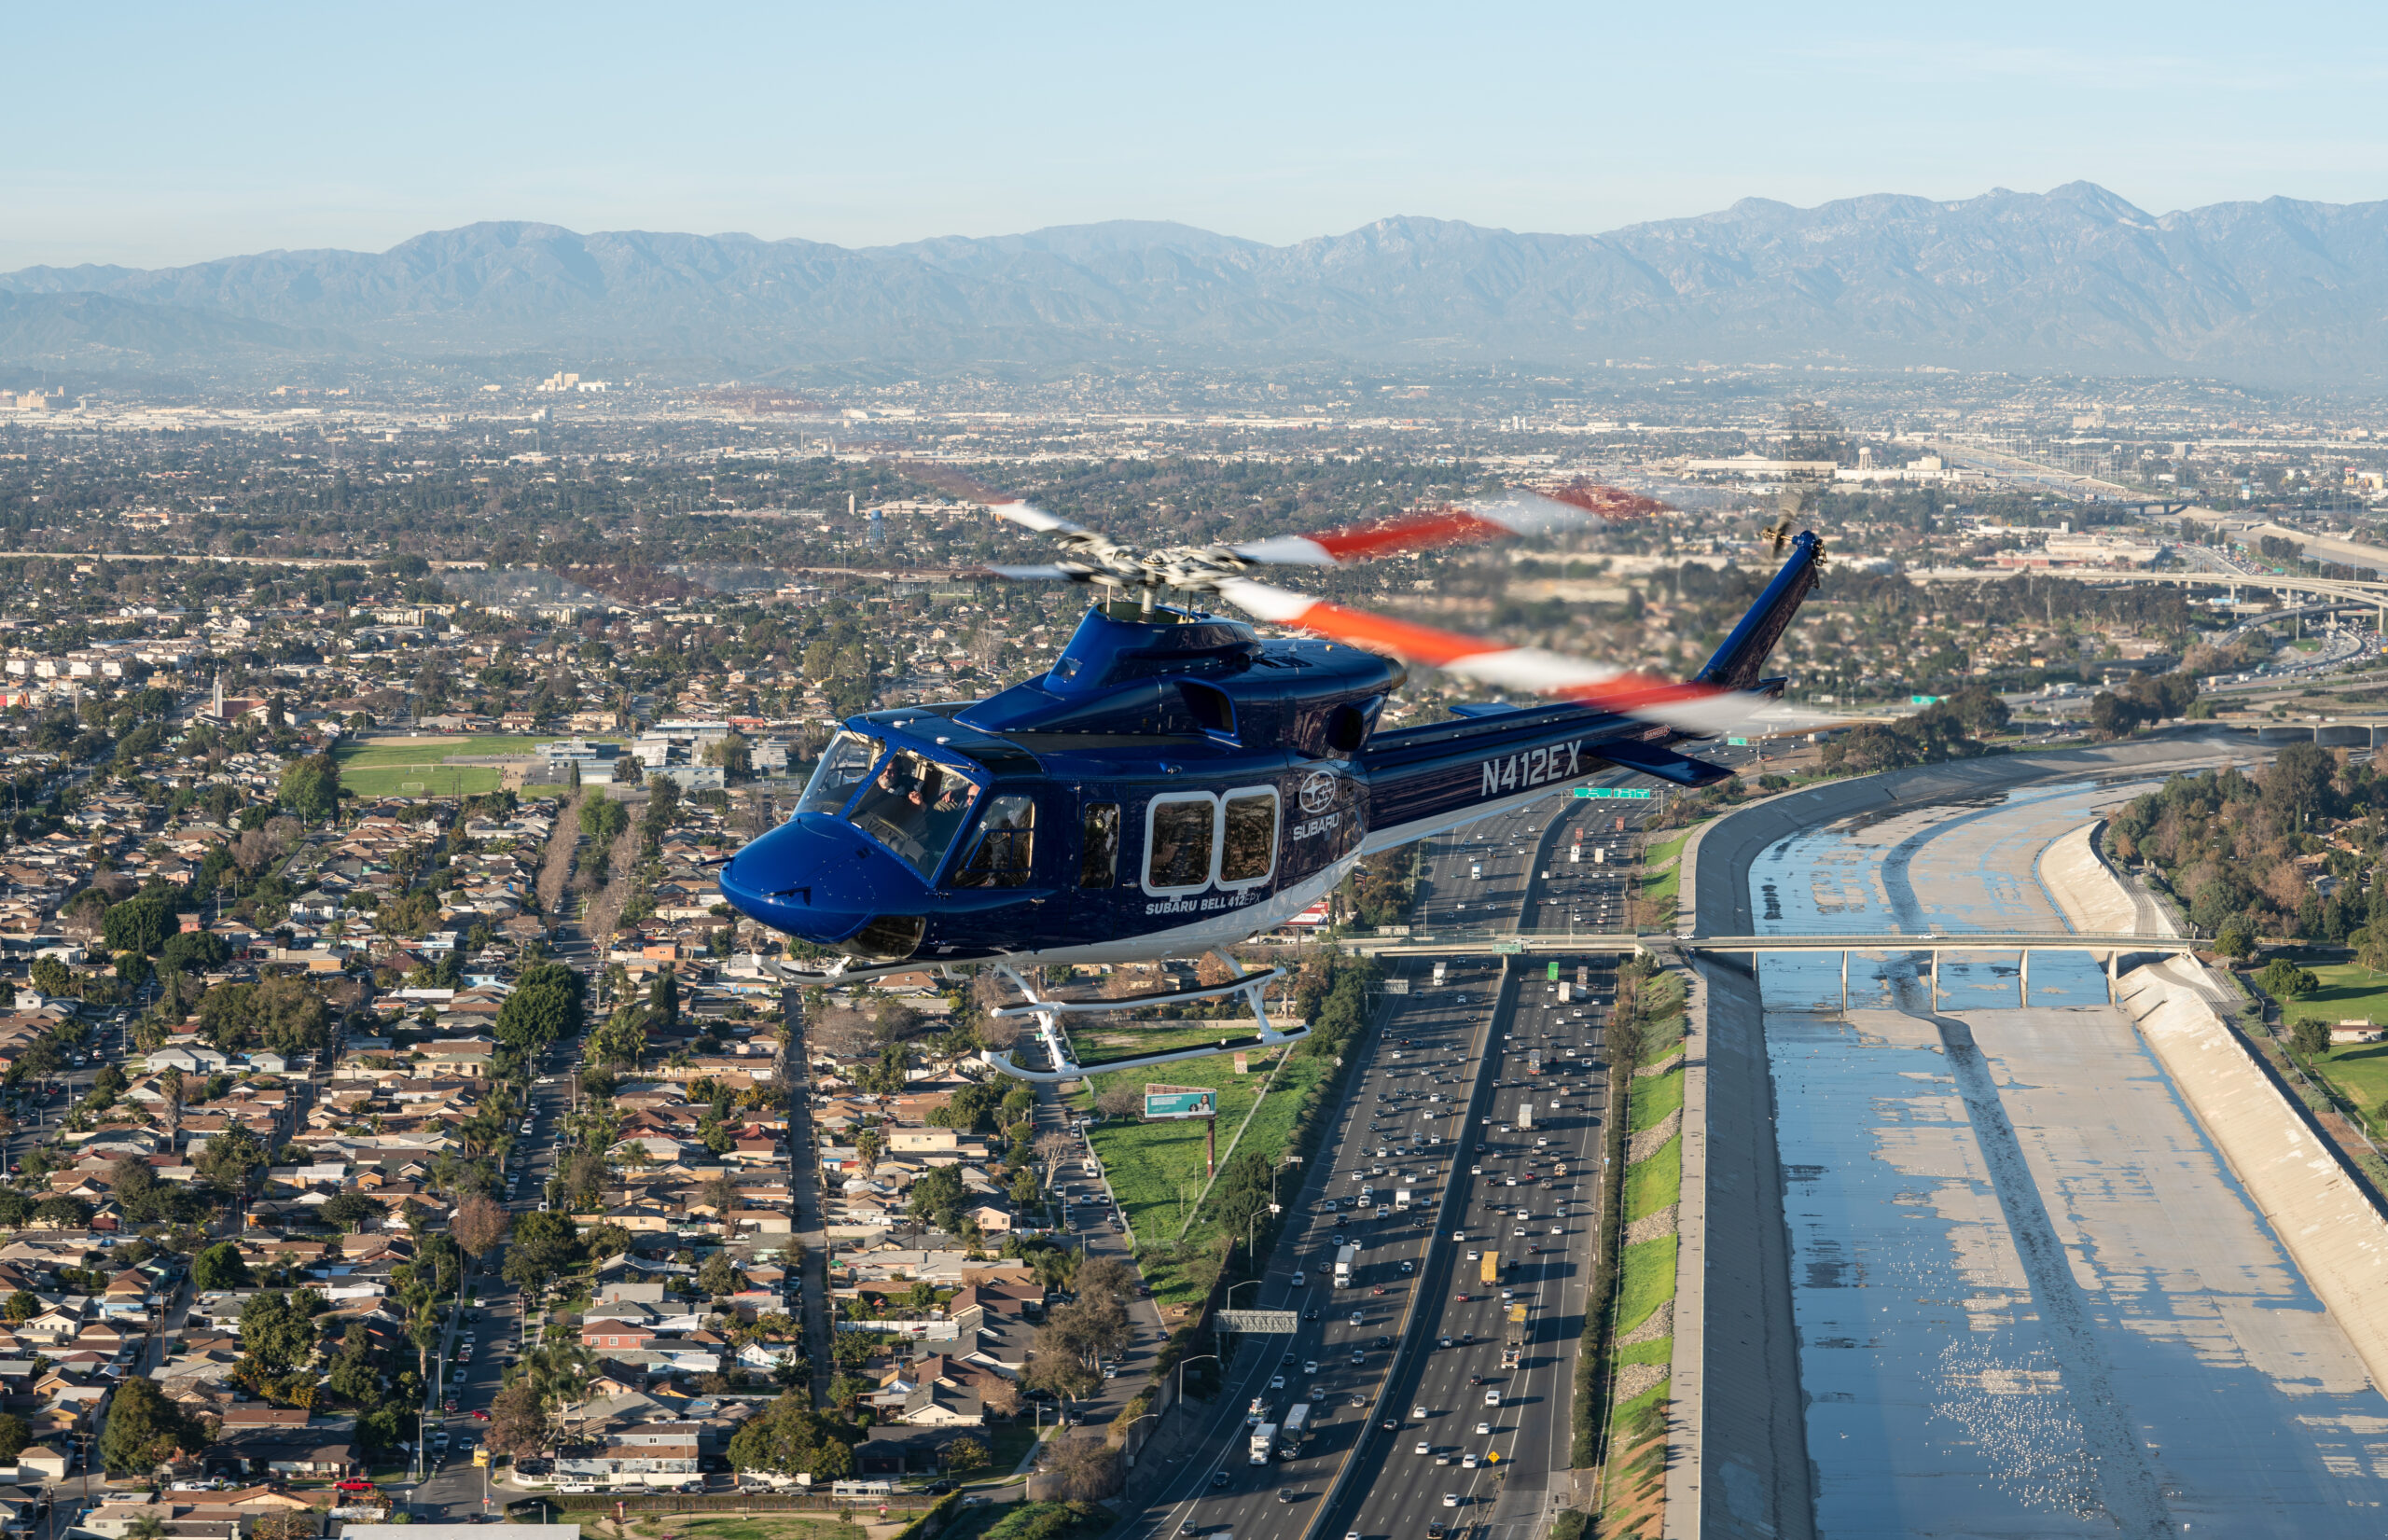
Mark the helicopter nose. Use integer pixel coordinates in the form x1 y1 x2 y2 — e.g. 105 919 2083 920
719 814 931 947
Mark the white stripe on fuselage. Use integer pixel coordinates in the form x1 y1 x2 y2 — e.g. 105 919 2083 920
963 852 1365 970
1357 769 1617 856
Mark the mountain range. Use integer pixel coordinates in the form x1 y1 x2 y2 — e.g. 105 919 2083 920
9 182 2388 386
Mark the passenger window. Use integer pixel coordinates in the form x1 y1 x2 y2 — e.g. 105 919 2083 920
1219 790 1278 886
951 796 1036 888
1145 797 1215 891
1079 803 1121 888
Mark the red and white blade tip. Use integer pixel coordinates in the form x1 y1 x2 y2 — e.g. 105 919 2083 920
1214 576 1805 738
1227 481 1664 568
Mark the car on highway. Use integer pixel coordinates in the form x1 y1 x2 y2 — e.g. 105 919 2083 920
1475 1422 1492 1435
1439 1334 1454 1347
1413 1440 1430 1455
1349 1311 1364 1326
1484 1389 1500 1404
1270 1375 1285 1390
1461 1453 1479 1469
1443 1494 1460 1507
1412 1405 1428 1418
1210 1471 1229 1488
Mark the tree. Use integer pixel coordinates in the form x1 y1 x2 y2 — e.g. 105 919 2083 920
2257 957 2321 1000
2262 742 2338 832
321 1192 387 1231
699 1251 744 1298
278 754 340 825
980 1377 1021 1419
2214 916 2257 962
193 1242 251 1291
160 930 230 974
101 1376 208 1475
722 1393 857 1479
502 1210 582 1300
240 1290 322 1378
485 1378 550 1459
908 1164 967 1231
0 1292 36 1324
2292 1017 2332 1059
647 968 680 1035
33 1196 88 1228
1043 1429 1122 1502
854 1127 882 1170
197 1125 270 1197
1008 1167 1041 1207
28 956 69 998
1093 1082 1143 1120
496 963 585 1050
101 896 174 957
452 1193 511 1257
0 1412 30 1463
942 1436 990 1474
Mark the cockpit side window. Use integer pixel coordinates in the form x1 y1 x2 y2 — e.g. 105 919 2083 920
796 732 882 818
845 750 983 880
952 795 1037 889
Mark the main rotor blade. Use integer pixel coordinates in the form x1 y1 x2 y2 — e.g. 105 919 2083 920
990 500 1090 537
986 564 1094 581
1225 480 1665 568
1213 577 1819 738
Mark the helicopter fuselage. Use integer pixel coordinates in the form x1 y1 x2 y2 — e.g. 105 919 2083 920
718 598 1724 970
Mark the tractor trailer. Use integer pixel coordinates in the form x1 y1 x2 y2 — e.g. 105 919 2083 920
1335 1243 1358 1285
1249 1423 1277 1464
1280 1403 1312 1456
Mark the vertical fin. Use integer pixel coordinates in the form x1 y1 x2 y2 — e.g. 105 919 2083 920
1693 531 1824 691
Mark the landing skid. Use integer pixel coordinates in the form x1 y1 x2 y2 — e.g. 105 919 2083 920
978 953 1308 1083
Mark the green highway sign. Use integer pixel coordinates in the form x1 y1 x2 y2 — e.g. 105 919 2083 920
1910 694 1942 706
1573 787 1656 799
1727 737 1750 746
1143 1089 1215 1120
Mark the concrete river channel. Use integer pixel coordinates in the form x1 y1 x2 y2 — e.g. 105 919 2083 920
1742 771 2388 1537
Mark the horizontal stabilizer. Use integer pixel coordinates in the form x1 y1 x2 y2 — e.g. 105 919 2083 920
1595 738 1736 787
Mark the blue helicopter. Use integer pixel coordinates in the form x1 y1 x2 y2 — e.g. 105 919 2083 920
719 484 1826 1080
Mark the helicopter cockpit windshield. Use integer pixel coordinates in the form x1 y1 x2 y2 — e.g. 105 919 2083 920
843 748 984 880
797 731 882 817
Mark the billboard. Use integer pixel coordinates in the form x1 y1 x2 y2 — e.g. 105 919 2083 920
1143 1086 1215 1120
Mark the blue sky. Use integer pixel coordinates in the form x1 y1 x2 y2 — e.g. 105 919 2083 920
7 1 2385 269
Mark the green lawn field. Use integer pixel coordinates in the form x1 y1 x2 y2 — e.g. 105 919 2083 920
1069 1020 1274 1068
340 763 502 798
1068 1045 1333 1310
340 733 588 766
2278 964 2388 1121
627 1518 867 1540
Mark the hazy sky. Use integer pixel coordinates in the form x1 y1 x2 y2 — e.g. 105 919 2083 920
9 1 2385 271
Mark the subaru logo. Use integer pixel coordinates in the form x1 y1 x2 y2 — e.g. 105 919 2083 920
1298 771 1338 814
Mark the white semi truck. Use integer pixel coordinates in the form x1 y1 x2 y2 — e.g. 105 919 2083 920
1249 1423 1278 1464
1518 1100 1534 1129
1334 1242 1359 1284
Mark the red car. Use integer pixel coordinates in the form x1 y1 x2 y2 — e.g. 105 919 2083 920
443 1397 458 1412
335 1481 376 1494
471 1409 490 1422
1453 1293 1468 1303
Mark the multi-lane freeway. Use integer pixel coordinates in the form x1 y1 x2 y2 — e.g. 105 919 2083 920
1114 794 1647 1540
